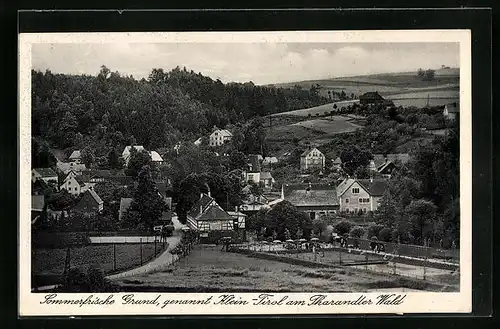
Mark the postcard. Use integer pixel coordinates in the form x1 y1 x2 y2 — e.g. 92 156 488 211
19 29 471 316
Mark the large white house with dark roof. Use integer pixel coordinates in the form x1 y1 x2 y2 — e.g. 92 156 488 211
336 178 388 213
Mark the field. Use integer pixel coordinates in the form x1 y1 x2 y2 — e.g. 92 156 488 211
273 69 459 99
291 117 362 135
113 245 456 292
386 89 459 108
271 100 359 117
32 243 161 286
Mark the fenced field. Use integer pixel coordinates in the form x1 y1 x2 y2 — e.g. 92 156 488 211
114 244 458 292
32 240 168 288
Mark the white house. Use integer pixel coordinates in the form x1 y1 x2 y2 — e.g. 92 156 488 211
209 129 232 147
336 178 388 213
300 147 325 171
59 175 87 196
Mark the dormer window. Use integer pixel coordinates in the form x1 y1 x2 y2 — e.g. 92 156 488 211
352 187 359 194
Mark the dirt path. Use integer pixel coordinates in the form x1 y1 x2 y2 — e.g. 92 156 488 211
106 234 181 280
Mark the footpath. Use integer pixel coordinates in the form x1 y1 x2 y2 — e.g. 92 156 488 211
106 234 181 280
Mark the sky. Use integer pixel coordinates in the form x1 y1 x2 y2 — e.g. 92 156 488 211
32 42 459 85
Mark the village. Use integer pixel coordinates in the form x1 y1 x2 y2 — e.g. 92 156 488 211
30 54 460 292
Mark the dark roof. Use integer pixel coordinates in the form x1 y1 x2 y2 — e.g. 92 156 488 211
284 183 338 207
88 189 103 204
197 204 234 221
33 168 57 177
373 153 410 169
300 147 323 157
74 176 86 187
332 157 342 164
187 193 214 219
359 91 384 100
357 179 388 196
260 172 273 180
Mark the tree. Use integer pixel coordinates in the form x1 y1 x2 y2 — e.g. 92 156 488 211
349 226 365 239
378 227 392 242
417 68 424 77
228 150 247 171
312 218 327 237
405 199 438 245
335 220 352 236
125 148 152 178
107 148 124 170
423 69 435 81
340 146 372 176
129 165 166 231
80 146 95 168
265 201 311 240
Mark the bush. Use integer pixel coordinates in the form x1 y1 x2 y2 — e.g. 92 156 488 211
367 224 384 240
59 267 116 292
335 221 352 236
378 227 392 242
350 226 365 239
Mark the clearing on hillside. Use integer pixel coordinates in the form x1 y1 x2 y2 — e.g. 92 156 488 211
271 100 359 117
291 117 362 135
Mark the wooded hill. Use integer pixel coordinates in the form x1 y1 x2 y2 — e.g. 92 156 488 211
31 65 329 160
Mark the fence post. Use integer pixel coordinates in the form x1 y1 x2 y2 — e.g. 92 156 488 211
113 243 116 271
140 238 143 266
154 236 157 256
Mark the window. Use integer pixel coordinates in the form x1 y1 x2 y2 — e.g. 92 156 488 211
345 198 349 204
310 212 316 220
352 187 360 194
358 198 370 204
221 221 233 231
363 208 367 213
68 181 71 185
199 222 210 231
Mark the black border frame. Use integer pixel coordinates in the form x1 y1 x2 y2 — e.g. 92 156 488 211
7 6 493 328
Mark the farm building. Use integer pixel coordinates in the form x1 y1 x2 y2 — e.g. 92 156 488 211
359 91 386 105
336 178 388 213
59 174 93 196
280 183 339 220
31 194 45 224
186 193 245 243
443 102 459 121
300 147 325 171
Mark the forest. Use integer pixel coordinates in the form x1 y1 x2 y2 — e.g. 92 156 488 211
31 65 329 161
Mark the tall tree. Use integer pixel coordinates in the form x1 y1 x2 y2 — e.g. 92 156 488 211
129 165 166 231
